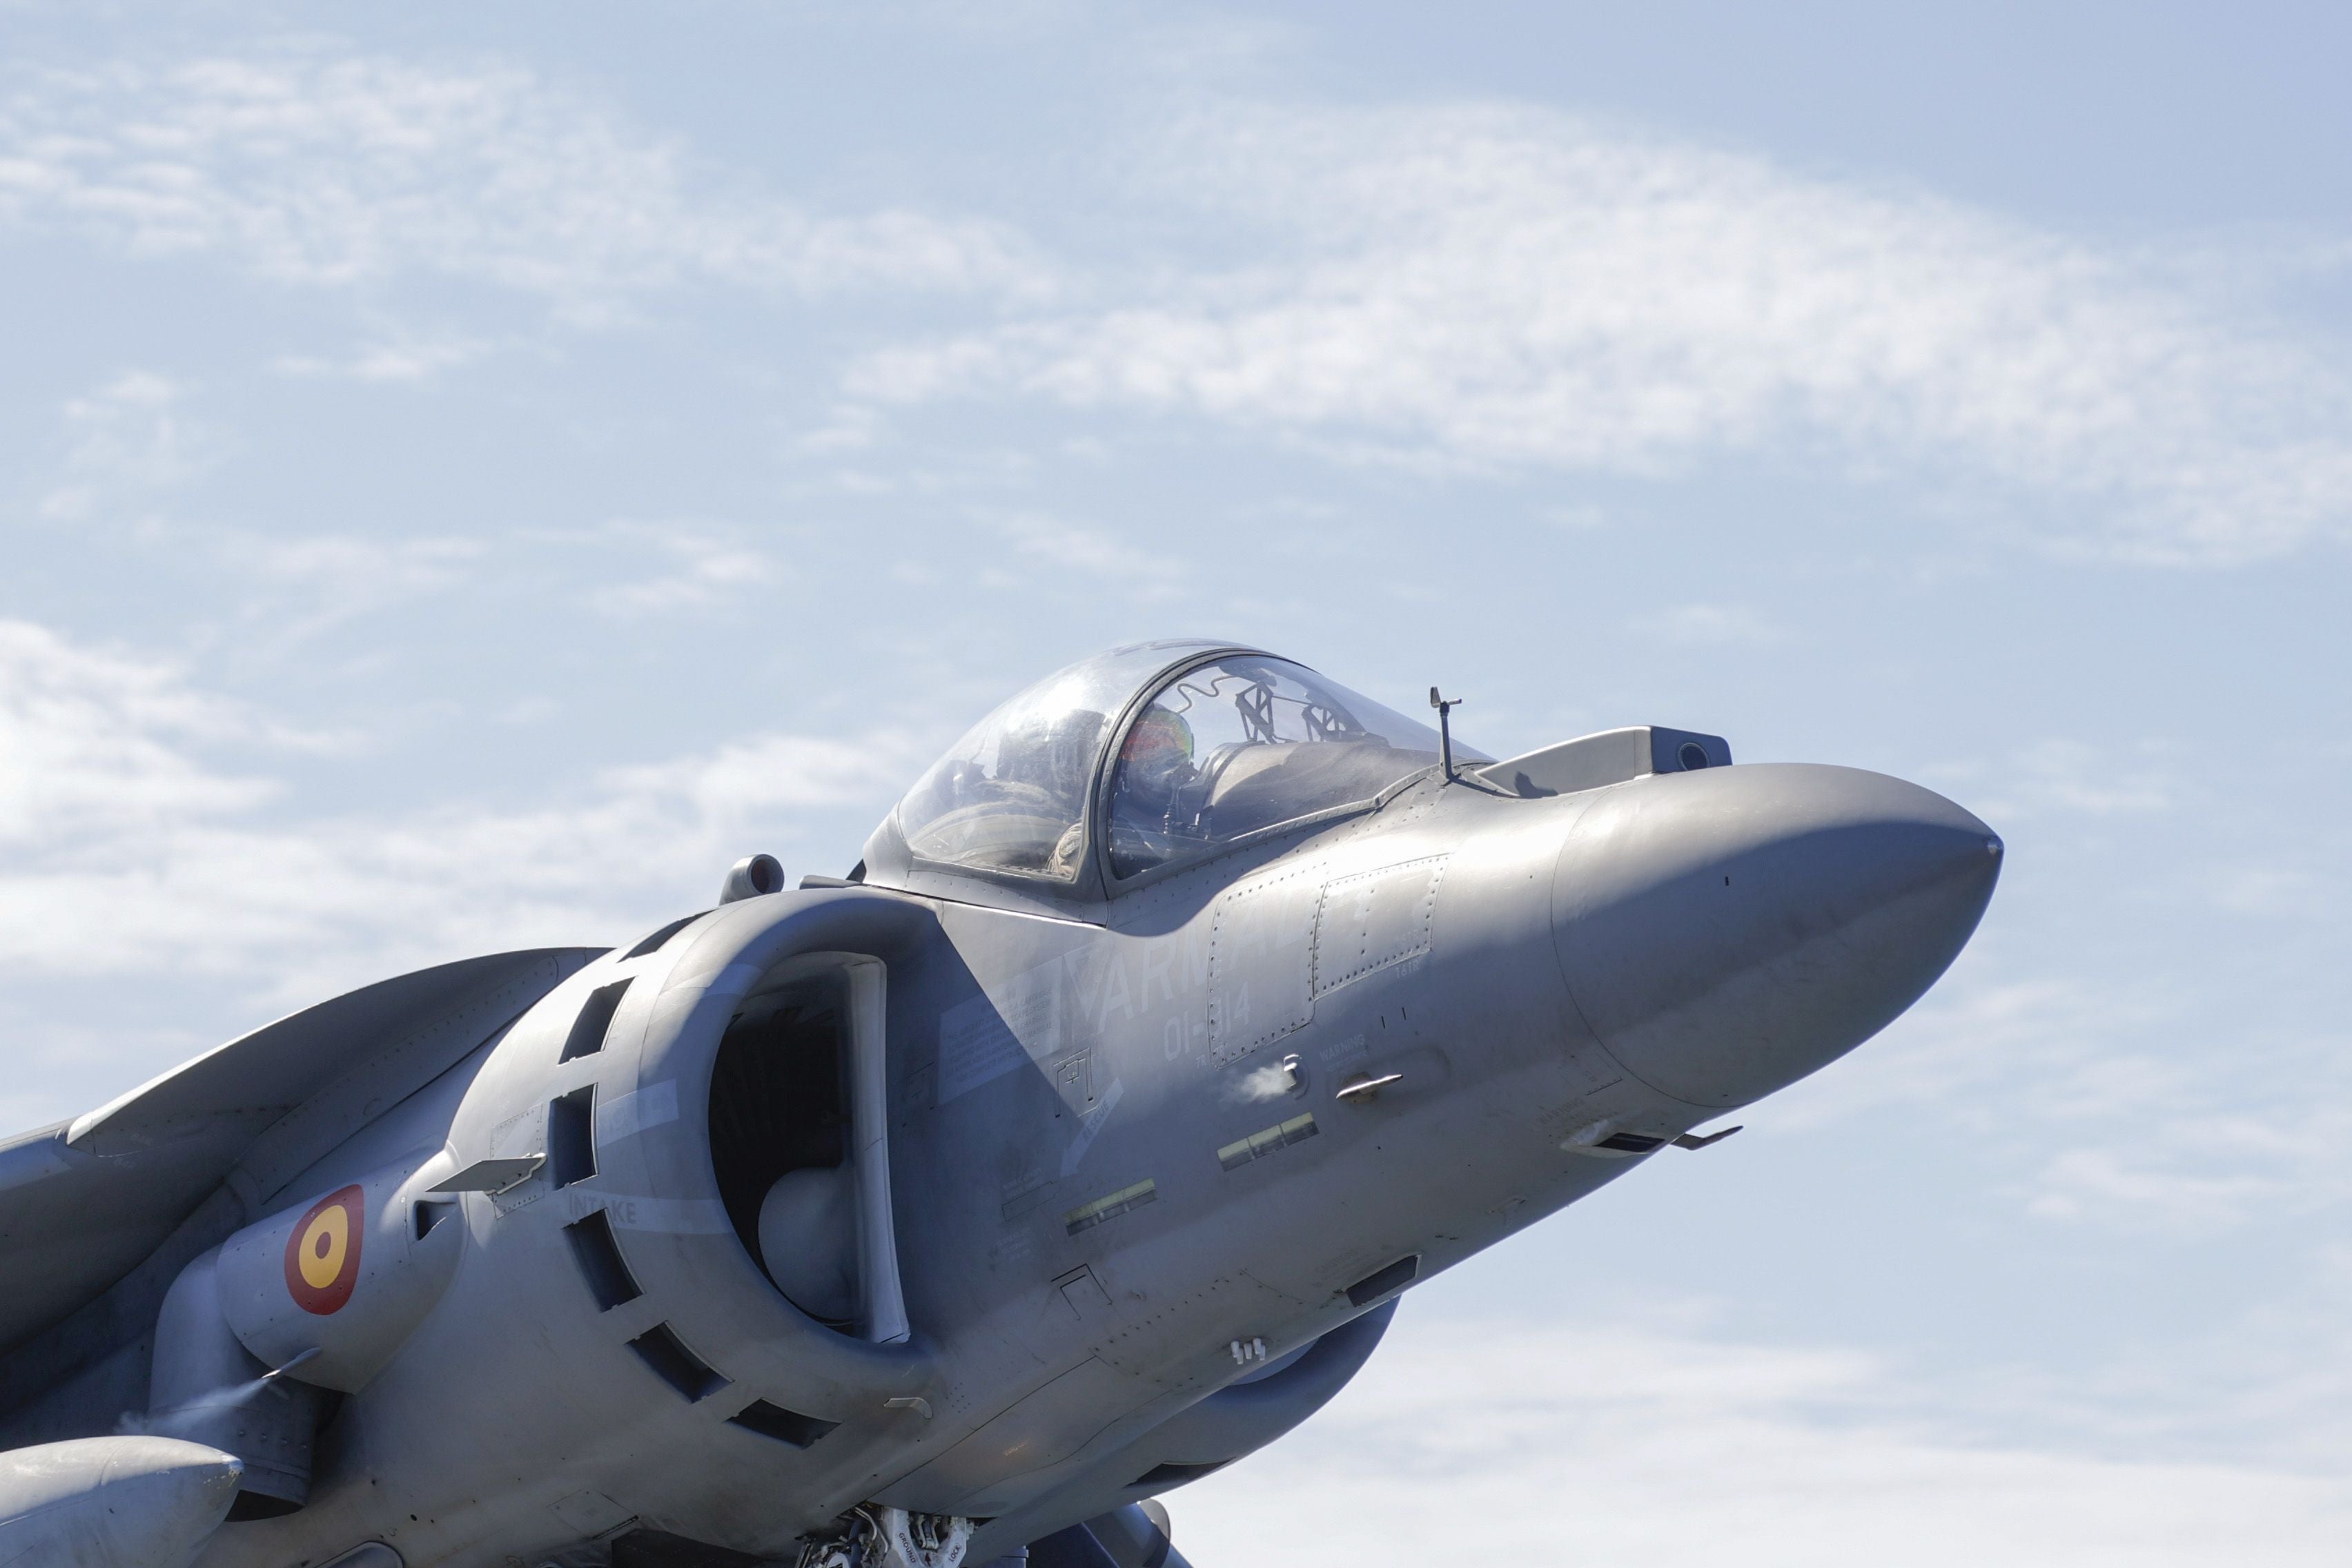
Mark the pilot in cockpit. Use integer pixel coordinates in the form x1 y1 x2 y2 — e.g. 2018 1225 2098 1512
1117 707 1197 817
888 641 1476 890
1103 700 1202 874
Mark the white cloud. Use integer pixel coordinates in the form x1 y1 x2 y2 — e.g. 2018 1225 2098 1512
1772 964 2352 1237
1925 738 2173 824
0 50 1050 317
36 371 217 519
600 732 914 827
992 513 1189 591
852 101 2352 562
0 619 919 1002
2026 1139 2309 1230
273 331 491 382
1177 1311 2352 1567
0 619 277 842
2003 739 2173 817
582 523 777 618
242 531 485 592
192 531 495 655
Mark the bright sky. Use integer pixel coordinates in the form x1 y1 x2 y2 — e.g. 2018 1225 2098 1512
4 3 2349 1562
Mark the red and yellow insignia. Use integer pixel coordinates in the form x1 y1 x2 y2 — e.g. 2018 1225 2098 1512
284 1185 364 1315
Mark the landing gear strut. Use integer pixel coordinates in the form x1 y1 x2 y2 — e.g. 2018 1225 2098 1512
800 1507 974 1568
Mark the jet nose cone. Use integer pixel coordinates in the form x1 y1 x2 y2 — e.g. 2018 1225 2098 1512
1553 763 2001 1109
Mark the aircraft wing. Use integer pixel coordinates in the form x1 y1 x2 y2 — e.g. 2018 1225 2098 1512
0 947 603 1358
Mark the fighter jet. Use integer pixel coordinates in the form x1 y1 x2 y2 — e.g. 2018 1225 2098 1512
0 638 2001 1568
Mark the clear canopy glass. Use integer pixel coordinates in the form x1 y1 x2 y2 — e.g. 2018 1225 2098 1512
1104 655 1487 879
891 642 1485 887
892 641 1220 881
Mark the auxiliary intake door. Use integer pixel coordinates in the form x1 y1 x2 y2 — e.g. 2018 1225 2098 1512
707 953 908 1343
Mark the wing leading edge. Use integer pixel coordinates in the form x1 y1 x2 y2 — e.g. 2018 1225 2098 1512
0 948 603 1359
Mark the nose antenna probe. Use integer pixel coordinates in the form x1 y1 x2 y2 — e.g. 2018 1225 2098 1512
1429 687 1462 782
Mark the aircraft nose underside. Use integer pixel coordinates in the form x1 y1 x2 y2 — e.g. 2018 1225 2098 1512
1552 763 2002 1110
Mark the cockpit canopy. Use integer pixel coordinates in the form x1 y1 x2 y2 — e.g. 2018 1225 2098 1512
879 640 1484 897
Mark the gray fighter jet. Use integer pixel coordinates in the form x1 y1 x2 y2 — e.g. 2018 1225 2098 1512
0 638 2001 1568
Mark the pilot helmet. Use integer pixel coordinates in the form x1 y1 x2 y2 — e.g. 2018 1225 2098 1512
1119 705 1195 777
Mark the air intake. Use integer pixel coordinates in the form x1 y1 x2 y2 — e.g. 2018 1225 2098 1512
562 979 631 1062
564 1210 642 1311
627 1324 728 1403
1344 1255 1419 1307
727 1399 839 1448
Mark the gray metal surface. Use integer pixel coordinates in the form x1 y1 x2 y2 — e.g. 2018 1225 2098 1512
0 643 2001 1568
1480 723 1730 797
0 1436 242 1567
1553 762 1999 1108
0 948 600 1358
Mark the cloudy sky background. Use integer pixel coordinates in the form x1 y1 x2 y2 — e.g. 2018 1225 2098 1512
4 2 2349 1560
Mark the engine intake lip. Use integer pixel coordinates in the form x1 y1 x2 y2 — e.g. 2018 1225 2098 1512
594 889 943 1418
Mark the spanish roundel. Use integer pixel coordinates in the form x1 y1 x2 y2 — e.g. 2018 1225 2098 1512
284 1185 365 1315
